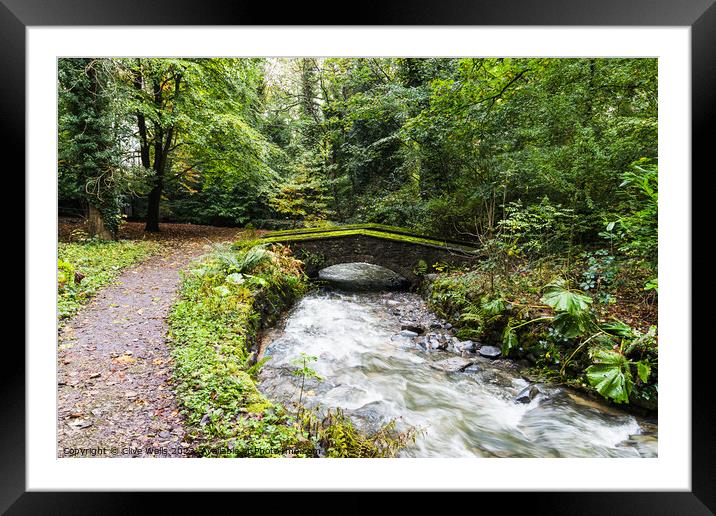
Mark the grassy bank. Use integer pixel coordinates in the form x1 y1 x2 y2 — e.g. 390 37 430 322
168 243 415 457
57 239 161 321
424 252 658 411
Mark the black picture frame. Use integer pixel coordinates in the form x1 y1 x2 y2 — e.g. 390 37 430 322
6 0 711 512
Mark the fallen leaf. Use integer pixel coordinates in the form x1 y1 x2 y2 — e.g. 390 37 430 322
68 420 92 430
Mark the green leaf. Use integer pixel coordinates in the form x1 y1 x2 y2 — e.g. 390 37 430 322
636 361 651 383
591 348 628 365
586 364 629 403
502 325 518 356
600 319 634 338
552 311 591 338
541 282 593 315
585 349 633 403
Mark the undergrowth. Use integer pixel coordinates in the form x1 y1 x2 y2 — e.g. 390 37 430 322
57 238 161 321
425 253 658 410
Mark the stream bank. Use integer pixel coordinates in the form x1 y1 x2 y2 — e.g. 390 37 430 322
258 264 658 458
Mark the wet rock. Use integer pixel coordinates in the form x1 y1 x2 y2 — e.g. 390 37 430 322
430 337 448 350
628 433 658 443
444 323 453 330
455 340 476 353
399 330 419 338
617 433 658 456
348 400 394 434
400 322 425 335
479 345 502 359
514 385 541 404
430 357 474 373
481 370 514 388
464 364 481 373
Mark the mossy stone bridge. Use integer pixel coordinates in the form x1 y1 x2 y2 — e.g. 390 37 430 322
255 224 481 286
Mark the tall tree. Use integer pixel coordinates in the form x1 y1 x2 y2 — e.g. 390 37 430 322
125 58 277 230
59 58 130 239
129 58 184 232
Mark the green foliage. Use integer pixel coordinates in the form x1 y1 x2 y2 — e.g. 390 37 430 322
585 347 652 404
270 164 332 225
300 250 326 268
249 59 643 247
502 324 519 355
497 199 579 258
290 353 323 405
427 263 657 406
579 249 619 304
59 57 657 257
57 240 160 320
413 259 428 276
616 159 658 261
59 59 146 236
57 259 75 289
307 408 418 458
169 243 309 456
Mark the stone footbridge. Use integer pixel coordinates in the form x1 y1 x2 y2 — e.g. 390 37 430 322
255 224 481 286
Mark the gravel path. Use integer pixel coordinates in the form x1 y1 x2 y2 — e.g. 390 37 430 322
57 228 241 458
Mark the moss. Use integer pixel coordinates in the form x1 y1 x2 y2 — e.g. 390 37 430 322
252 228 480 254
262 223 476 247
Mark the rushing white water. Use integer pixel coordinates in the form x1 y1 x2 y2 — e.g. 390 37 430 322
258 266 657 458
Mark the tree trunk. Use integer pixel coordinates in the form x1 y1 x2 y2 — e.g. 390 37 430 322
145 183 161 232
87 203 115 240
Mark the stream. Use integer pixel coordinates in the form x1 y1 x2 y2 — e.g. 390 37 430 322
258 263 658 458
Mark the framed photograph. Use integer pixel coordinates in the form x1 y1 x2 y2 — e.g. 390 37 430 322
9 0 711 512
